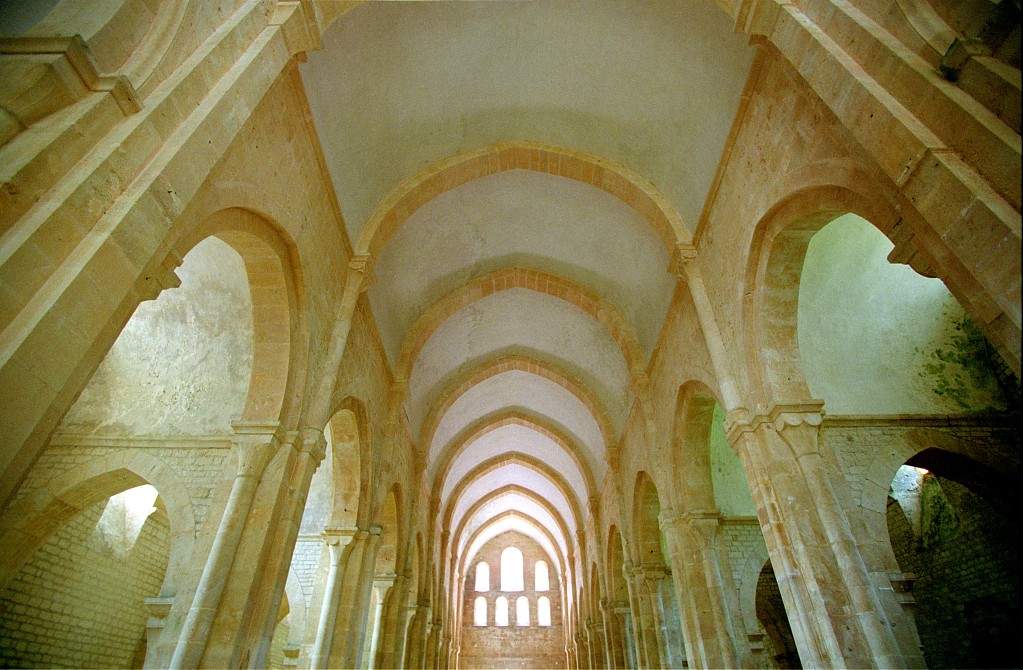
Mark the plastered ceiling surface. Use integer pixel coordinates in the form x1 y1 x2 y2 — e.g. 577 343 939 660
441 424 589 505
450 464 577 540
411 289 628 437
427 370 606 480
301 0 754 239
368 170 675 362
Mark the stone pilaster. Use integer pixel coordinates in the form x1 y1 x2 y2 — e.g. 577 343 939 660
727 403 909 669
327 525 382 668
660 508 748 669
600 598 627 669
168 421 281 669
309 528 356 669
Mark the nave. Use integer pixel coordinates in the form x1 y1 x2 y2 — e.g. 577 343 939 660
0 0 1020 668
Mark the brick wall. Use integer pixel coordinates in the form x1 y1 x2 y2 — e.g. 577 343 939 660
458 532 565 670
886 475 1020 668
0 497 170 668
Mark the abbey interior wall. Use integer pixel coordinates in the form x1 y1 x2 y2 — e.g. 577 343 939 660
0 501 170 669
887 476 1019 669
0 0 1018 668
458 533 565 670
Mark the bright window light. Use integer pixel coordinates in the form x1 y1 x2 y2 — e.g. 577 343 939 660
516 596 530 626
495 596 509 626
473 597 487 626
500 546 524 591
535 560 549 591
537 596 552 626
475 562 490 592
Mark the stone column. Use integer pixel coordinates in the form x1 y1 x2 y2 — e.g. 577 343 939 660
586 619 606 669
727 403 906 669
626 562 669 669
441 633 454 669
660 509 747 669
309 529 356 669
621 606 639 670
363 574 396 669
168 421 279 670
143 596 174 669
395 602 418 669
600 599 626 669
403 604 430 669
576 631 590 669
374 572 411 668
424 620 440 669
328 525 382 668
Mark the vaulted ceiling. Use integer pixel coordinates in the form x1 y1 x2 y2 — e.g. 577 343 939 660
300 0 755 589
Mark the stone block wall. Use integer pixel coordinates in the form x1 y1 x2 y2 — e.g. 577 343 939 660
458 532 565 670
0 499 170 668
886 475 1020 668
11 443 231 532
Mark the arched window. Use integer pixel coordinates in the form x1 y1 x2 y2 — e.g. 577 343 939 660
516 596 530 626
474 562 490 591
534 560 549 591
473 597 487 626
500 546 524 591
537 596 552 626
495 596 509 626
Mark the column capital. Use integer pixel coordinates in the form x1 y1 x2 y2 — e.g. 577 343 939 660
321 527 357 546
769 401 825 430
136 250 184 302
348 254 373 293
659 508 721 531
297 426 327 462
373 572 399 589
724 401 825 447
668 244 699 278
230 420 282 476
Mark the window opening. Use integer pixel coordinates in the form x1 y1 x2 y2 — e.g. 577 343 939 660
495 596 509 626
534 560 549 591
473 597 487 626
537 596 552 626
500 546 524 591
475 562 490 592
516 596 530 626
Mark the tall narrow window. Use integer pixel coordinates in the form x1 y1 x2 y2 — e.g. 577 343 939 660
537 596 552 626
516 596 530 626
534 560 549 591
474 562 490 591
473 597 488 626
500 546 524 591
495 596 509 626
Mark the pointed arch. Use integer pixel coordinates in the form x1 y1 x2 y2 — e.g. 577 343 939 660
325 396 373 529
441 453 584 536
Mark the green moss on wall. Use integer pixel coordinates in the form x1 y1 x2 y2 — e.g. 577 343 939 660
915 314 1016 413
798 214 1008 415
